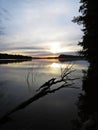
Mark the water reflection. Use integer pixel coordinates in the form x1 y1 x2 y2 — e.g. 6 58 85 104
0 81 78 124
0 59 88 130
51 62 61 68
0 59 32 65
72 62 98 130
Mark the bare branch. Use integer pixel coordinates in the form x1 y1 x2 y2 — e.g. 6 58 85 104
0 64 79 124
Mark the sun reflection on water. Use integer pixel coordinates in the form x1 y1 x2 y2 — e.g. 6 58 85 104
50 62 69 69
49 62 70 76
51 63 61 68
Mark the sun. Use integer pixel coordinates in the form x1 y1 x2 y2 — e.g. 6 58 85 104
50 42 61 54
49 42 66 54
50 43 60 53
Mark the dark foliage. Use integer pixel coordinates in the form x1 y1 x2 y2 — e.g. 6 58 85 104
73 1 98 119
72 0 98 63
0 53 32 60
71 1 98 129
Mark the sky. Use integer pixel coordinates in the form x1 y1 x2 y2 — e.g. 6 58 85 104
0 0 82 57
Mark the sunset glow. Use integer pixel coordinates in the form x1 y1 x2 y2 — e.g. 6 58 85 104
0 0 82 56
49 42 67 54
50 42 60 53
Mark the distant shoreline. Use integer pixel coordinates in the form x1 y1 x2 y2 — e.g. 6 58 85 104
58 54 84 62
0 53 84 64
31 54 84 61
0 53 32 60
32 56 58 59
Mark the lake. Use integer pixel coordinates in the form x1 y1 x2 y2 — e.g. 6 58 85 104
0 59 89 130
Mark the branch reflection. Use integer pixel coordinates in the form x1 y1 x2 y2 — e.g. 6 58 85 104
0 65 79 124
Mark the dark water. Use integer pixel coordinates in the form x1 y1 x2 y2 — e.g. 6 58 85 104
0 59 88 130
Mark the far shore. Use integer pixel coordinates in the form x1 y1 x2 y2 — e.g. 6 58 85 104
0 53 85 64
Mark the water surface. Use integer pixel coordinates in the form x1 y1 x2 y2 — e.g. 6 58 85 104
0 59 89 130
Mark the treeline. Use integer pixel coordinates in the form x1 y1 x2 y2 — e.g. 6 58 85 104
0 53 32 60
72 0 98 62
58 54 84 61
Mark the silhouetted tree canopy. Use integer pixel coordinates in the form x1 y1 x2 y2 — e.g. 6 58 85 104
0 53 32 60
73 0 98 63
72 1 98 129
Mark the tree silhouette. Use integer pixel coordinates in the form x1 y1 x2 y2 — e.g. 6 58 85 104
73 0 98 63
72 1 98 129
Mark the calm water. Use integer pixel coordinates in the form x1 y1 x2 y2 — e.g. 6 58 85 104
0 59 89 130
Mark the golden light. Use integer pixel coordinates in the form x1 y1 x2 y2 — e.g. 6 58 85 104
51 62 68 68
50 42 60 53
51 63 61 68
49 42 67 54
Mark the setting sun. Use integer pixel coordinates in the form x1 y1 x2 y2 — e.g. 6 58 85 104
49 42 66 54
50 42 60 53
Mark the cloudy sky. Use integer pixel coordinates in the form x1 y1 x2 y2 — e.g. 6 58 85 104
0 0 82 57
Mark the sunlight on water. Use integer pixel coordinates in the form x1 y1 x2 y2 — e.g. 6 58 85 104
51 62 61 68
50 62 69 68
0 59 89 130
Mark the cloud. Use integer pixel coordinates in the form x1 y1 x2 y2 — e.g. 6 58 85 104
0 0 82 55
